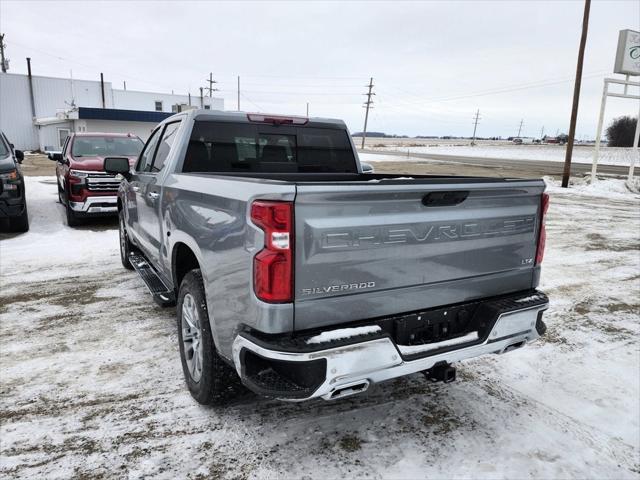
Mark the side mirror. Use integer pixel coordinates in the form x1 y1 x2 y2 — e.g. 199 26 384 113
15 150 24 164
49 152 63 162
361 162 374 174
104 157 131 179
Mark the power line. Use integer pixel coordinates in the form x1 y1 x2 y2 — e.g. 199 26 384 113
361 77 375 149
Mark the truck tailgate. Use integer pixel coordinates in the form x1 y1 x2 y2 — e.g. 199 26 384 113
293 179 545 331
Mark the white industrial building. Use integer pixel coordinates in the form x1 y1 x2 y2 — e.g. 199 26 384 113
0 72 224 150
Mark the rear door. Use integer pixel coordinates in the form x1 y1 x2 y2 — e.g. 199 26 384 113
293 179 545 330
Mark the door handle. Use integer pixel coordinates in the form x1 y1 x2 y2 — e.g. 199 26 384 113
422 191 469 207
148 191 160 199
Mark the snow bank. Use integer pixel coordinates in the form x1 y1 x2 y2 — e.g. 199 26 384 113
543 175 640 199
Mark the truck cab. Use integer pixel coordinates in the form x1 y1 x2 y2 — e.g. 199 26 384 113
51 132 144 226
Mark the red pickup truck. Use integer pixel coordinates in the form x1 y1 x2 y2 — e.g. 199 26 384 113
50 132 144 226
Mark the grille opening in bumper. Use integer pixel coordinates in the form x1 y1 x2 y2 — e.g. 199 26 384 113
240 349 326 399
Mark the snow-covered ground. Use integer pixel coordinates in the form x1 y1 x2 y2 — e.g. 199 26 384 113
1 177 639 479
365 143 638 167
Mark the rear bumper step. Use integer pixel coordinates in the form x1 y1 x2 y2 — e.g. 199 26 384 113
232 290 548 401
129 252 175 306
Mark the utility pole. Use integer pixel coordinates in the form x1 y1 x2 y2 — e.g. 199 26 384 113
562 0 591 188
100 73 106 108
306 102 309 117
0 33 7 73
540 126 544 140
123 81 127 91
361 77 375 149
237 76 240 111
205 72 218 98
26 58 36 118
516 119 524 138
199 87 204 108
471 109 481 146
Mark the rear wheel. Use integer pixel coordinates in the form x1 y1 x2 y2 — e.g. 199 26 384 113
119 210 134 270
177 269 241 405
9 205 29 232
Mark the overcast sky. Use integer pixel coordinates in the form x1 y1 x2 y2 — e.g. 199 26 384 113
1 0 638 137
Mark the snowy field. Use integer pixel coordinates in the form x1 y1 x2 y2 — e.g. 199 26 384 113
364 143 637 167
1 177 639 479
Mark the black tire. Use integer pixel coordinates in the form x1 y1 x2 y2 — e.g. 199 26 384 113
57 183 63 204
177 269 241 405
119 210 134 270
9 205 29 232
65 193 81 227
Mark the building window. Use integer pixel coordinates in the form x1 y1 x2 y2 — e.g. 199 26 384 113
204 105 211 110
155 101 163 112
57 128 70 149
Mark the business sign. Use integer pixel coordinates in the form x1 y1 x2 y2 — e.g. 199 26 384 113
614 29 640 76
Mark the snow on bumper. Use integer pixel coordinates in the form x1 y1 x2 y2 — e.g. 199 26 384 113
232 299 549 402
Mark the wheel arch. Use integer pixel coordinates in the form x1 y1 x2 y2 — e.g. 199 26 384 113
171 240 204 291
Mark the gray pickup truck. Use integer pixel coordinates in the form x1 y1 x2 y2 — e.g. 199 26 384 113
105 110 549 405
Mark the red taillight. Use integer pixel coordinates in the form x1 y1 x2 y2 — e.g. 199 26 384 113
535 193 550 265
251 200 294 303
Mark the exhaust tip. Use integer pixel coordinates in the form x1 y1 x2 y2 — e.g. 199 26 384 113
329 381 370 400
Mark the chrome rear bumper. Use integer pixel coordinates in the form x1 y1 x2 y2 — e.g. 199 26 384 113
232 298 548 402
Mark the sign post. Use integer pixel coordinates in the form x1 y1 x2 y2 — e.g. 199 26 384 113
590 29 640 182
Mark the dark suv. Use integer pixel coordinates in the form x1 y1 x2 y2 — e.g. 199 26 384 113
0 132 28 232
51 132 144 226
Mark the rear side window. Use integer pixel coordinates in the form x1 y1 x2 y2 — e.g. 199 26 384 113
152 121 181 173
182 121 356 174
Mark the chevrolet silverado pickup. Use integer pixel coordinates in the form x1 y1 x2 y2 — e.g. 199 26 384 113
105 110 550 405
51 132 144 226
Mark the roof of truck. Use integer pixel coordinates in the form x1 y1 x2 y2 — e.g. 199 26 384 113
71 132 141 138
162 109 347 128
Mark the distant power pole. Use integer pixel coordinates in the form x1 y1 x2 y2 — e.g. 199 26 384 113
0 33 7 73
199 87 204 108
237 76 240 111
562 0 591 188
540 126 545 140
123 81 127 91
517 119 524 138
204 73 218 108
306 102 309 117
361 77 375 149
471 109 481 145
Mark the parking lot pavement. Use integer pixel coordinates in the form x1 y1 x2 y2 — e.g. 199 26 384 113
1 176 639 479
